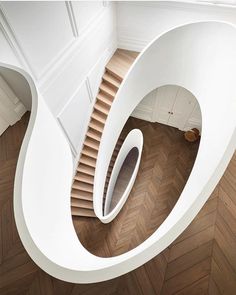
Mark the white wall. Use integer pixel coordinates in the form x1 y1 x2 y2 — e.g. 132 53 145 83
1 1 236 156
117 1 236 51
132 85 202 132
0 68 31 110
118 1 236 131
0 72 27 134
0 1 117 155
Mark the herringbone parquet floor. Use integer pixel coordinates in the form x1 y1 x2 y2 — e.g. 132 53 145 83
73 117 200 257
1 114 234 295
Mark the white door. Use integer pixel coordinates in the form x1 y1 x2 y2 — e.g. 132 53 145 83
168 87 197 130
183 101 202 132
153 85 199 131
0 75 26 135
154 85 178 124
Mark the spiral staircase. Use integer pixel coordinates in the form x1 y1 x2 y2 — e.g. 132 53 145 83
71 49 138 218
13 22 236 283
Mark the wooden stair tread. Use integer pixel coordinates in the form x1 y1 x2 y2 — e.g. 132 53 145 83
94 101 110 115
80 155 96 167
97 92 113 106
71 189 93 201
84 137 99 150
100 82 117 98
116 49 139 63
71 49 138 219
77 163 95 176
72 207 96 217
103 72 121 89
82 146 98 159
106 60 129 80
73 181 93 193
89 119 104 133
91 110 107 124
71 198 93 209
87 128 102 142
74 172 94 184
105 49 138 81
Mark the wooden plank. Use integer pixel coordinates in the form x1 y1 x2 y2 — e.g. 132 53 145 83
168 226 214 262
165 241 213 280
163 258 211 295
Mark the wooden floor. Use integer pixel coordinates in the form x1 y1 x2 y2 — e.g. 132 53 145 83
209 153 236 295
73 117 200 257
0 113 235 295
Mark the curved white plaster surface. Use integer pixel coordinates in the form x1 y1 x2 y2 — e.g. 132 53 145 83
10 21 236 284
103 129 143 223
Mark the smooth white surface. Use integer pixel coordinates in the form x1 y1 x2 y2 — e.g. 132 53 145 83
0 67 32 110
12 21 236 284
1 1 236 159
0 73 26 134
87 49 110 103
117 1 236 51
1 2 74 79
71 1 104 35
58 80 92 155
103 129 143 223
0 2 116 156
0 30 20 66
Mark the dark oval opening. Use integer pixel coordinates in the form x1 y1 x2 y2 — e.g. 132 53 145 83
106 147 139 215
73 85 201 258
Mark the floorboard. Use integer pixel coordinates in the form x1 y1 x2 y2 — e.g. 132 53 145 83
1 113 235 294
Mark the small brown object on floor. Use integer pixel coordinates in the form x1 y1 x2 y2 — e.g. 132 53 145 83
184 128 200 142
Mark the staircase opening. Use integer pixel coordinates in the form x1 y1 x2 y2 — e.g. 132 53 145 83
105 147 139 215
71 49 139 219
73 84 202 257
103 129 143 222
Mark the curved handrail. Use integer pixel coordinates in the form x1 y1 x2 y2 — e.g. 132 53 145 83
11 21 236 284
103 129 143 223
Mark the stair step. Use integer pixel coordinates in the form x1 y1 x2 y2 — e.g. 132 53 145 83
105 49 138 82
73 181 93 193
107 169 112 176
108 165 113 172
97 92 112 106
89 119 104 133
82 146 98 159
106 57 128 81
111 154 117 161
84 137 99 150
80 154 96 167
94 101 110 115
87 128 102 142
100 82 117 98
77 163 95 176
117 49 139 64
71 207 96 217
103 72 121 89
71 189 93 201
112 149 119 157
91 110 106 124
105 68 123 82
71 198 93 209
74 172 94 184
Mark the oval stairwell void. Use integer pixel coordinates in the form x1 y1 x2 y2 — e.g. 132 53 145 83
103 129 143 222
13 21 236 283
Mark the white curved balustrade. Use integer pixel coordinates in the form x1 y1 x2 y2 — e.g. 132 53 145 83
104 129 143 223
10 21 236 283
